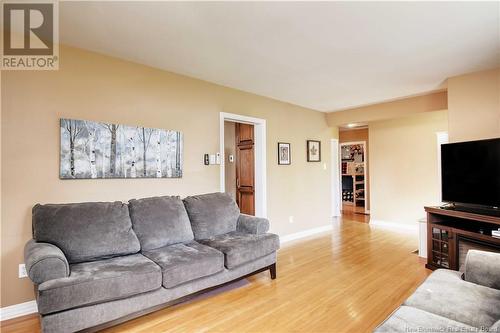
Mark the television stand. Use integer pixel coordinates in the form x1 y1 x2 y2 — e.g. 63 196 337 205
425 206 500 271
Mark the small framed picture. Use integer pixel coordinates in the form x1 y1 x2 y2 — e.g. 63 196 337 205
278 142 291 165
307 140 321 162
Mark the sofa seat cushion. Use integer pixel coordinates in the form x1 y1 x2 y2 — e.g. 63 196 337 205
183 193 240 239
33 201 140 263
375 306 476 332
143 242 224 288
36 254 161 315
129 196 194 251
404 269 500 328
198 232 280 269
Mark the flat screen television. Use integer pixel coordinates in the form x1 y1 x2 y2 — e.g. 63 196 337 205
441 138 500 212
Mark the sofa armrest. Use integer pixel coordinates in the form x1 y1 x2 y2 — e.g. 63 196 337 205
24 239 69 284
237 214 270 235
464 250 500 290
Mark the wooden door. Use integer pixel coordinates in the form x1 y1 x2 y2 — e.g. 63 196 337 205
235 123 255 215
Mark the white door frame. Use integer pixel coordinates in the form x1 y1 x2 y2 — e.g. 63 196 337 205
436 131 449 204
219 112 267 218
331 139 341 217
419 131 449 259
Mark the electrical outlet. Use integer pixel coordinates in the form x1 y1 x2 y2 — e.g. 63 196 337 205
289 216 294 224
19 264 27 278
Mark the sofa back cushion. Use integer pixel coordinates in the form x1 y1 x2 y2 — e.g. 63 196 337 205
33 202 141 263
128 196 194 251
183 192 240 239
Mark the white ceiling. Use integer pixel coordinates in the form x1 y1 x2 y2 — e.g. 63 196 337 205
59 2 500 112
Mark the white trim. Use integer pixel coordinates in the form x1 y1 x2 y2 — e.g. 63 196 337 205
418 217 428 258
436 131 449 204
280 224 333 244
369 219 418 234
0 300 37 321
415 131 448 259
331 139 341 217
219 112 267 218
339 140 366 146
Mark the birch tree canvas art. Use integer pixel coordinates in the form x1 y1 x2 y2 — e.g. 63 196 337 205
60 119 183 179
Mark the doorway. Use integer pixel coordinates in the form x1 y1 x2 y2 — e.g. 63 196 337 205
223 121 255 215
219 112 267 218
339 127 370 220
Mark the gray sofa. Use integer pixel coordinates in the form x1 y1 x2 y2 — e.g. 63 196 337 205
24 192 280 333
375 250 500 332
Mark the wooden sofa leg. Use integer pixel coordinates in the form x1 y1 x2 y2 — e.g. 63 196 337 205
269 263 276 279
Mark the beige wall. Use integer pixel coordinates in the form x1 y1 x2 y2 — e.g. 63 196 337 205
369 111 448 225
447 68 500 142
328 68 500 225
1 46 332 307
327 68 500 143
224 121 237 199
339 128 370 210
326 91 447 127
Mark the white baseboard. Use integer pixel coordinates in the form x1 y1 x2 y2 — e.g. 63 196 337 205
369 219 418 233
280 224 333 244
0 300 38 321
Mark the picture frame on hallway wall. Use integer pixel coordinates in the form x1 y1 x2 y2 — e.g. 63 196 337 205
307 140 321 162
278 142 291 165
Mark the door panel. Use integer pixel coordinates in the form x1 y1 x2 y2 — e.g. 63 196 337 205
237 123 254 144
238 146 254 186
235 123 255 215
238 188 255 216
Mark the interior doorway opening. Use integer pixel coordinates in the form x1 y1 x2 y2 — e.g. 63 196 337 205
339 126 370 220
219 113 267 218
223 121 255 215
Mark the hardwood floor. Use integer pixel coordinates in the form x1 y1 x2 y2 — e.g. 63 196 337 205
0 314 40 333
1 218 430 333
341 210 370 223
